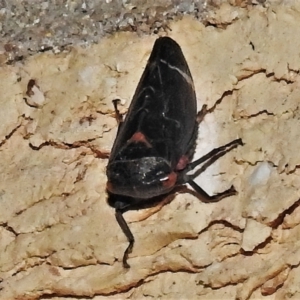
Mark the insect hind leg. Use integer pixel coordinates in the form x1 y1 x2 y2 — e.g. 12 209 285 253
188 180 237 203
188 138 243 172
183 138 243 203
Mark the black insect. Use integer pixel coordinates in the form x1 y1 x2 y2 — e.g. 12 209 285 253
106 37 243 268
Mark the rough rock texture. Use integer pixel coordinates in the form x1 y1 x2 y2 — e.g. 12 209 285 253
1 1 300 300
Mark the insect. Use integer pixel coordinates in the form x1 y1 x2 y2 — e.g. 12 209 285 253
106 37 243 268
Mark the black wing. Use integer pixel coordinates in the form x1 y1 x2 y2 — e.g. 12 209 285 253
109 37 197 168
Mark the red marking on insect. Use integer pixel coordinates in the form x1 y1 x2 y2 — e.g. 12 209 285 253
176 155 189 170
128 132 152 147
106 181 113 193
161 172 177 188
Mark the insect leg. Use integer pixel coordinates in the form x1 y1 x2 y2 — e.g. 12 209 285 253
112 99 124 132
115 208 134 268
187 138 243 172
183 138 243 203
188 180 237 203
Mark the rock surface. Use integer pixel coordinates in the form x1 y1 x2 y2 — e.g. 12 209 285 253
1 2 300 300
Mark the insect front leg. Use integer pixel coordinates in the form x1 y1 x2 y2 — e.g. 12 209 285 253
109 194 137 268
115 208 134 268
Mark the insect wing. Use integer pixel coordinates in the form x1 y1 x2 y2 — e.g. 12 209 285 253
109 37 197 167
